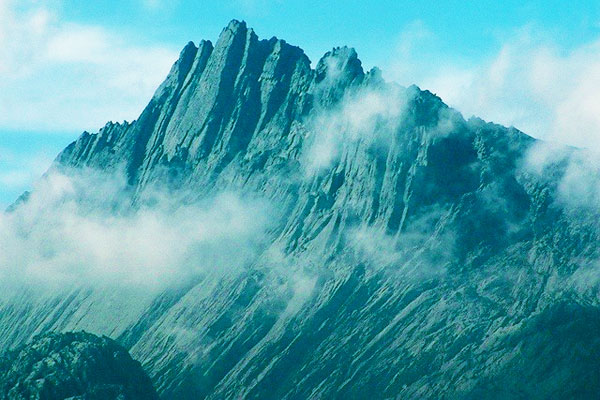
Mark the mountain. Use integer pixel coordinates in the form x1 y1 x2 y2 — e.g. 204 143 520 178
0 332 158 399
2 19 600 399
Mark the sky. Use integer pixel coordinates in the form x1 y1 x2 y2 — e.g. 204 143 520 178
2 0 600 206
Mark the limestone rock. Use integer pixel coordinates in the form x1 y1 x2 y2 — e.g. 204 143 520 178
4 19 600 399
0 332 158 400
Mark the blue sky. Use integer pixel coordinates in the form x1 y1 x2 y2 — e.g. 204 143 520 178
57 0 600 58
2 0 600 206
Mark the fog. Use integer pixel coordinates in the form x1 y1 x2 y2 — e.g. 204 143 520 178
0 167 276 290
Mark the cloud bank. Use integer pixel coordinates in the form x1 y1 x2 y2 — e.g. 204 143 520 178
0 0 178 132
302 85 410 174
385 24 600 152
0 168 275 290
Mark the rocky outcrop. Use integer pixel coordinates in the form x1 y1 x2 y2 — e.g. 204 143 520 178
0 332 158 400
3 19 600 399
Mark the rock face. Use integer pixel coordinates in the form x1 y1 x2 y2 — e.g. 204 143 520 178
0 332 158 400
2 19 600 399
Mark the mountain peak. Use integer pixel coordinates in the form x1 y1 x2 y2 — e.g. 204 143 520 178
226 18 247 31
180 40 198 56
221 19 249 41
31 21 598 399
316 46 363 82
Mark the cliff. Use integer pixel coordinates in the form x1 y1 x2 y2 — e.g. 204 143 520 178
2 20 600 399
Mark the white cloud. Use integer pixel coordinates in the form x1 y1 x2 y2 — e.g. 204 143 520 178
0 0 179 133
302 78 462 176
0 170 32 188
524 140 600 212
0 168 276 289
302 85 411 174
0 145 55 193
384 24 600 152
0 153 51 189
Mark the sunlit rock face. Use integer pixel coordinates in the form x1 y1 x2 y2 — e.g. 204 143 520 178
0 332 158 400
2 19 600 399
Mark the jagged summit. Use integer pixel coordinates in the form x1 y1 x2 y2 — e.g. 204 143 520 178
225 18 246 32
316 46 363 79
5 20 600 400
56 20 452 188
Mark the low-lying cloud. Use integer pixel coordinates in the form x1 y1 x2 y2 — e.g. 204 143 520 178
348 225 452 279
0 168 276 290
523 140 600 211
302 86 407 173
303 83 421 175
385 24 600 153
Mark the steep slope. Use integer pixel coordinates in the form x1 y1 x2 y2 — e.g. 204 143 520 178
2 20 600 399
0 332 158 400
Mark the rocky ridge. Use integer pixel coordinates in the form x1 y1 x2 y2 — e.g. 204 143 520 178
1 20 600 399
0 332 158 400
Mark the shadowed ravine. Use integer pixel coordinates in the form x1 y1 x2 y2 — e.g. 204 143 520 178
2 20 600 399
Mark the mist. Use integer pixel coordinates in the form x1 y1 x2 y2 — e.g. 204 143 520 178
0 167 277 290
